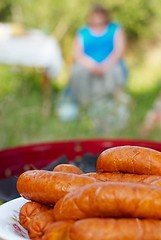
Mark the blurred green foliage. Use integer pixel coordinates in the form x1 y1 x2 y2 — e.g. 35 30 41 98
0 0 161 56
0 65 161 149
0 0 161 149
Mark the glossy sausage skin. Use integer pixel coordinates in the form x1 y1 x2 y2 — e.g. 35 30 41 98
69 218 161 240
53 164 84 174
96 145 161 175
28 209 55 240
53 181 161 220
16 170 97 204
19 201 51 230
42 221 74 240
84 172 161 186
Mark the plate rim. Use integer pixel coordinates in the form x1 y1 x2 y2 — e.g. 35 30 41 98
0 197 29 240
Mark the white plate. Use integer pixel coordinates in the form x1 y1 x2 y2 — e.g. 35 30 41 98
0 197 30 240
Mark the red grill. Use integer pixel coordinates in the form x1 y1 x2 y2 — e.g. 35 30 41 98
0 138 161 179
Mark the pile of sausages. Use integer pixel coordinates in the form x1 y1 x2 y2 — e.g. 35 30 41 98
16 145 161 240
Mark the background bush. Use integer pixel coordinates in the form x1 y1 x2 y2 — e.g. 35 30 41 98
0 0 161 149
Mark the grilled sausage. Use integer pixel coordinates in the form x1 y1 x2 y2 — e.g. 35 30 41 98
53 181 161 220
16 170 97 204
19 201 51 230
28 209 55 240
96 145 161 175
69 218 161 240
42 221 74 240
83 172 161 186
53 164 84 174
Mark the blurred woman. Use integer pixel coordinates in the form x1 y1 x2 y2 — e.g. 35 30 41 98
68 4 128 106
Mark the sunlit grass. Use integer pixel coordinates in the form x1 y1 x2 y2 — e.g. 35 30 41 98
128 43 161 93
128 65 161 94
0 56 161 150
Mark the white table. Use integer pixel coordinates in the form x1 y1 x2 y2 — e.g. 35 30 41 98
0 30 64 115
0 30 63 79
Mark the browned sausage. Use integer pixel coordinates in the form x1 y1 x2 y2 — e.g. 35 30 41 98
69 218 161 240
83 172 161 186
96 145 161 175
16 170 97 204
28 209 55 240
53 181 161 220
53 164 84 174
42 221 74 240
19 201 51 230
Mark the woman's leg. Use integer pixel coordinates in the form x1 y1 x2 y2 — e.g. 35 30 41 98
103 62 127 97
68 63 95 106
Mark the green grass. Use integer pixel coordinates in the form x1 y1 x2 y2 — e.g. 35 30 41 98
0 65 161 150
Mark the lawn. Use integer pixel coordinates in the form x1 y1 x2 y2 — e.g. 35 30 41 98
0 62 161 150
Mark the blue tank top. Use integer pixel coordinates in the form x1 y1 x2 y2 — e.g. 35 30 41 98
77 22 120 63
